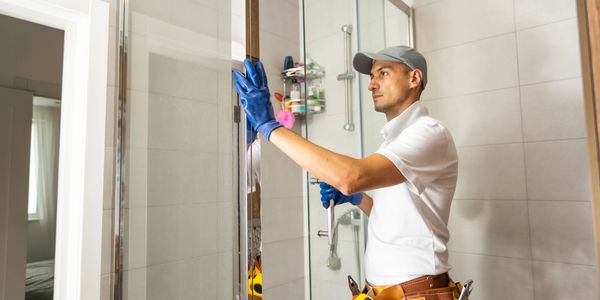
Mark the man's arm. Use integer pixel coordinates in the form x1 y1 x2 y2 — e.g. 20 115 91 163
357 193 373 216
269 127 406 195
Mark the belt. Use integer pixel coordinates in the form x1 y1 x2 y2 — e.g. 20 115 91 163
395 273 450 294
353 273 458 300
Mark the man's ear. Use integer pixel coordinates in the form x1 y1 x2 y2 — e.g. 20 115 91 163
409 69 423 90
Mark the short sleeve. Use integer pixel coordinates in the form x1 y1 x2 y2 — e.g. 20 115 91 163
376 120 453 195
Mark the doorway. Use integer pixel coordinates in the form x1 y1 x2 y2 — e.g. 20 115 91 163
0 14 63 300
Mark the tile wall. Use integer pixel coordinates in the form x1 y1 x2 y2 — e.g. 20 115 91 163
415 0 597 299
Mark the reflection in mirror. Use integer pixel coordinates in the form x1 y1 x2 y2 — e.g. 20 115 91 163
0 13 63 300
26 97 61 300
247 135 262 299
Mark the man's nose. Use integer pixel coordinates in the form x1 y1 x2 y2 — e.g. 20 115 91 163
368 79 378 91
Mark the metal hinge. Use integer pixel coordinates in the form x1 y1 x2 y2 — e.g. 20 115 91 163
234 105 241 123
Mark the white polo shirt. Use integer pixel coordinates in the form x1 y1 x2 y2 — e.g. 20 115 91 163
365 101 458 286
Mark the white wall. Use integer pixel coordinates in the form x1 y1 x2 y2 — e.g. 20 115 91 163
415 0 597 299
258 0 306 298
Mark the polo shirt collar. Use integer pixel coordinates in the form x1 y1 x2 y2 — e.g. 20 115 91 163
380 101 429 140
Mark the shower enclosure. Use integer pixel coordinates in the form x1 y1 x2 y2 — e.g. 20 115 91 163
114 0 413 298
302 0 412 298
116 0 236 298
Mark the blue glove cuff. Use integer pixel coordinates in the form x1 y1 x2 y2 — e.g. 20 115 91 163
257 119 283 140
350 193 363 206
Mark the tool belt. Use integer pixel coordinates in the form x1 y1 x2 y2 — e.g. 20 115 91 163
349 273 466 300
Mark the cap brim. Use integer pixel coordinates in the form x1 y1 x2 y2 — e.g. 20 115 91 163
352 52 405 74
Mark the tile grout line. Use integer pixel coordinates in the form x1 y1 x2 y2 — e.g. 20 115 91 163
421 75 582 102
448 250 597 267
419 17 577 55
511 0 537 297
454 137 587 150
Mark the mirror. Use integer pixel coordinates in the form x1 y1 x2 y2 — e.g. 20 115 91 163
0 13 63 300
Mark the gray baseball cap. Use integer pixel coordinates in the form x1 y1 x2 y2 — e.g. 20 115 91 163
353 45 428 89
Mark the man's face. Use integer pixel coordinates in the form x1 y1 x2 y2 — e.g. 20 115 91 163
368 60 415 115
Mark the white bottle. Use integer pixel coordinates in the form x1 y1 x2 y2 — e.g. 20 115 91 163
290 83 300 99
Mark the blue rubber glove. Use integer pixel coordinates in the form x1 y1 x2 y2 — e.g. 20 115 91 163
247 119 257 144
233 59 282 140
319 182 362 209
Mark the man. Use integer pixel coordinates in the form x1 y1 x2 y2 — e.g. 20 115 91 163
233 46 460 299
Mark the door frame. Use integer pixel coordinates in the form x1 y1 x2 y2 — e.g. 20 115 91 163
0 0 109 299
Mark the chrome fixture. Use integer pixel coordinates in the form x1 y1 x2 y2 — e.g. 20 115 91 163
338 24 355 131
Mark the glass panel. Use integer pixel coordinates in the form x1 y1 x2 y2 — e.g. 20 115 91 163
120 0 234 299
302 0 411 298
245 0 306 297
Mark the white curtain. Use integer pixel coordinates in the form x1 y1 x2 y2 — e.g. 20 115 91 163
32 106 60 257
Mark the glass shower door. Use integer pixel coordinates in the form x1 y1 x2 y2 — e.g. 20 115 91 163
302 0 412 298
118 0 235 299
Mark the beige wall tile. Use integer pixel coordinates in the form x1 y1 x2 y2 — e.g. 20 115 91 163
262 196 304 243
533 260 598 299
385 11 410 47
127 90 148 149
146 261 181 299
424 88 522 147
146 205 180 265
448 200 531 259
125 148 148 209
304 0 353 41
455 144 527 200
123 208 147 270
516 19 581 85
180 255 219 299
259 0 300 43
179 151 219 204
520 78 586 142
415 0 514 52
147 149 180 206
448 252 534 300
123 268 147 300
261 140 303 197
525 139 592 201
217 251 234 299
262 238 305 289
515 0 577 30
306 113 362 157
147 95 218 152
311 279 351 299
529 201 596 265
217 202 233 252
259 31 300 77
148 54 219 103
263 279 305 300
421 34 519 100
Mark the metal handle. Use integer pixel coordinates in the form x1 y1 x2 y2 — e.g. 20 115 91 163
337 24 355 131
327 200 335 245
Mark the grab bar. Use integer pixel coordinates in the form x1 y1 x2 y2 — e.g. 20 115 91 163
337 24 355 131
311 177 335 246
